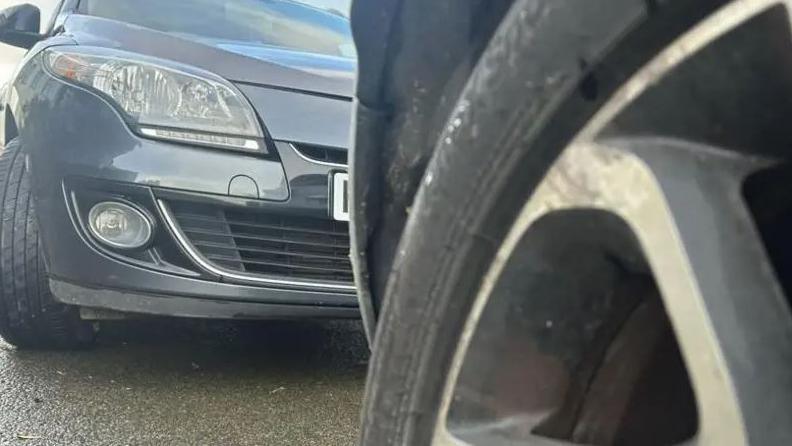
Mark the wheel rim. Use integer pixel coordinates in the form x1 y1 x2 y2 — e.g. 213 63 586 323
434 1 792 444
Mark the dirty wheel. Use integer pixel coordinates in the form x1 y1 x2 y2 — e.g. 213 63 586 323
0 138 94 349
361 1 792 445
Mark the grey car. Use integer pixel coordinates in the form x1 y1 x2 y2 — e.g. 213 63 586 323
0 0 357 349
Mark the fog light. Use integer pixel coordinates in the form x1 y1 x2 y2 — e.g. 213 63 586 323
88 202 153 249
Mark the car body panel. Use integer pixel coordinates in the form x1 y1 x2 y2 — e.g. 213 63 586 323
62 15 355 98
12 56 290 201
51 280 359 319
237 83 353 149
1 4 358 319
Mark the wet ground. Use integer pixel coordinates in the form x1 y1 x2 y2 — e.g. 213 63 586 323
0 319 368 445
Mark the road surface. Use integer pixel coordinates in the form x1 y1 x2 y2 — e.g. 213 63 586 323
0 319 368 445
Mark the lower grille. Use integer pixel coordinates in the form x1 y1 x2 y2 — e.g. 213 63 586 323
166 200 353 285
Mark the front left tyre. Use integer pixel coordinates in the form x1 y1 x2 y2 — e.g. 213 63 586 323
0 138 94 349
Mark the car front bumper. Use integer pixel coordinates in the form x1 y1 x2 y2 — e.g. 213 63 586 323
11 53 357 319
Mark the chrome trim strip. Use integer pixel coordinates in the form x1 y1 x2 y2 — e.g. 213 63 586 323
140 127 261 151
157 199 357 293
289 143 347 168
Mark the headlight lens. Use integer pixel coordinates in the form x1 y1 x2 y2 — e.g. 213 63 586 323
43 48 263 151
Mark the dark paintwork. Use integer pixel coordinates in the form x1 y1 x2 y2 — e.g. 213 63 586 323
51 281 359 319
62 15 356 98
238 84 353 149
16 57 291 201
2 3 358 318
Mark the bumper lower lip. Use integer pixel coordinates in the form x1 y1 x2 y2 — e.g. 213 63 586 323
157 199 357 292
51 279 360 320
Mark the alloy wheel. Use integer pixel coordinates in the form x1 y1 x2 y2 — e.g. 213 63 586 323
434 1 792 444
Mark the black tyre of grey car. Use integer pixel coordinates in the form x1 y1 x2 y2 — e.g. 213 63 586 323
0 138 94 349
359 1 731 445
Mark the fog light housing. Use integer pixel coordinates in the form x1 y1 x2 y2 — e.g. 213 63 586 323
88 202 153 249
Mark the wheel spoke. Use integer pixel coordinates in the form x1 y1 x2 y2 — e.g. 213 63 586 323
434 2 792 444
433 428 468 446
526 138 792 444
579 0 792 142
434 425 582 446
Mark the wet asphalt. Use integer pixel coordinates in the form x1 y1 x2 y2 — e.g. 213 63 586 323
0 319 369 446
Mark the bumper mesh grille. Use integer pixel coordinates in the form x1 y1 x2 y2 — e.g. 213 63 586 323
168 201 353 284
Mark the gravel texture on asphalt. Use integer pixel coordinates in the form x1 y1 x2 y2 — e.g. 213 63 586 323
0 319 368 445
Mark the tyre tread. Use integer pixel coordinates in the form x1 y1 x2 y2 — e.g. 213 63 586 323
0 139 93 349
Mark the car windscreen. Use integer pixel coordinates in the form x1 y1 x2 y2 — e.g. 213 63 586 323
77 0 355 59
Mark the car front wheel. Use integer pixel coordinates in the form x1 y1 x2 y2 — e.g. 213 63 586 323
0 138 94 349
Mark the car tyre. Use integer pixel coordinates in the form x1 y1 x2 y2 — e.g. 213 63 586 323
0 138 94 349
357 0 792 445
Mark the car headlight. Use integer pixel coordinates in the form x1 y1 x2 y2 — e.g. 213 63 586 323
42 47 263 152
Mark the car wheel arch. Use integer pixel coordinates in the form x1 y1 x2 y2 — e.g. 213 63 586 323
350 0 516 340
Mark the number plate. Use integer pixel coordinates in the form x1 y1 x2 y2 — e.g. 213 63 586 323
331 172 349 222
